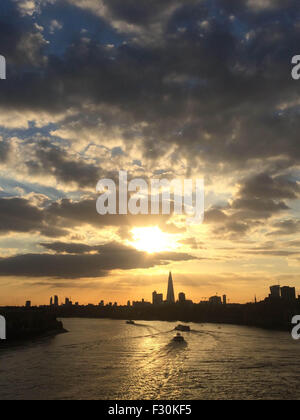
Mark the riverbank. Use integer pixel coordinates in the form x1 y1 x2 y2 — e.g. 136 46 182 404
55 300 298 332
0 310 67 343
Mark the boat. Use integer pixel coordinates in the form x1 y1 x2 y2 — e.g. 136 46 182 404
126 320 135 325
175 324 191 332
172 332 185 343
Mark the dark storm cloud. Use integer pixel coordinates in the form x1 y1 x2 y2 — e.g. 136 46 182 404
0 0 49 69
212 220 251 238
25 140 101 188
102 0 179 25
205 172 296 237
237 173 300 200
0 196 180 237
231 199 288 214
0 0 299 174
0 197 67 237
0 139 10 163
0 197 42 232
46 197 182 234
0 2 29 59
41 241 95 254
230 173 299 219
40 241 141 254
0 253 108 278
0 241 197 278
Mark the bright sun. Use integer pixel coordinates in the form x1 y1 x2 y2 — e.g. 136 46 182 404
130 226 177 254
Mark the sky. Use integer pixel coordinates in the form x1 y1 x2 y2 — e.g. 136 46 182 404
0 0 300 305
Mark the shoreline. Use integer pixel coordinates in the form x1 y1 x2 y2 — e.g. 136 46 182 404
0 310 68 348
58 315 291 333
0 328 68 349
54 299 297 333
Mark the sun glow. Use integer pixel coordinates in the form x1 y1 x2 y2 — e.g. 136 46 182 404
130 226 178 254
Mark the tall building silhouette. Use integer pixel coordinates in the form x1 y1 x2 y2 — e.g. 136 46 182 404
281 286 296 301
167 272 175 304
178 292 186 303
153 291 163 305
270 285 281 299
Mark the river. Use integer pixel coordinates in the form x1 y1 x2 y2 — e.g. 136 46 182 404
0 318 299 400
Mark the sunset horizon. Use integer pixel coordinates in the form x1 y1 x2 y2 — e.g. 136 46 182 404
2 268 298 307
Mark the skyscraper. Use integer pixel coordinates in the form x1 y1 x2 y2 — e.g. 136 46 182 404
281 286 296 301
178 292 186 303
152 291 158 305
153 291 163 305
209 295 222 304
270 285 281 299
167 272 175 304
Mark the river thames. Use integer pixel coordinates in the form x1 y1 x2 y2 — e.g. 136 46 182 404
0 318 299 400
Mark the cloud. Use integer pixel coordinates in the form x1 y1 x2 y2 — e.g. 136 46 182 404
15 0 55 16
268 219 300 236
0 241 198 278
46 197 182 234
0 197 67 237
0 138 11 163
41 241 96 254
0 0 299 176
237 173 300 200
179 237 203 249
246 0 285 11
49 19 63 33
230 173 298 219
204 172 296 238
243 249 299 256
0 195 182 239
25 140 101 188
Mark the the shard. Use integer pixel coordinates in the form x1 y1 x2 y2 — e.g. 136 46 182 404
167 271 175 304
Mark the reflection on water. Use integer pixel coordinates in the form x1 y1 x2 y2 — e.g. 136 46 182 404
0 318 299 400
